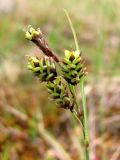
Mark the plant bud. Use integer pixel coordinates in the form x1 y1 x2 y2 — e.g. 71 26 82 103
25 26 41 40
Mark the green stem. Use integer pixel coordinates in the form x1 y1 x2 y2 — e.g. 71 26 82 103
80 77 89 160
72 111 83 130
85 147 89 160
64 9 79 51
69 84 85 137
64 9 89 160
69 84 79 110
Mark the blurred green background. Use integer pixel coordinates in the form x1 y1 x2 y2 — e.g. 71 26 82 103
0 0 120 160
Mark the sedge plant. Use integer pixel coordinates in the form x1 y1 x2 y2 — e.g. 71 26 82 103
25 10 90 160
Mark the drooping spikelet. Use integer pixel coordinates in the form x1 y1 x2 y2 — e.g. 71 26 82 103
27 56 57 82
25 26 59 62
47 77 74 111
61 50 86 85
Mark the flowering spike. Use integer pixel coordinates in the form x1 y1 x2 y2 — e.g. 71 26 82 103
62 50 86 85
27 56 57 82
47 77 74 111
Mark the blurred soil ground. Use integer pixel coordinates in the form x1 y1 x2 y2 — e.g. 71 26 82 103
0 0 120 160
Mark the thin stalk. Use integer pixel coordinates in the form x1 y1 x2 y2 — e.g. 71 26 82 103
72 110 84 129
85 147 89 160
64 9 79 51
80 77 89 160
68 84 79 110
64 9 90 160
68 84 84 134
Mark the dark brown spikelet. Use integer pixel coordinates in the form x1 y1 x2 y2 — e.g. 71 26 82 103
25 26 59 62
47 77 74 111
27 56 57 82
62 50 86 85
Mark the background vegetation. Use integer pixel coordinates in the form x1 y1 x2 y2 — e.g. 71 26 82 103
0 0 120 159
